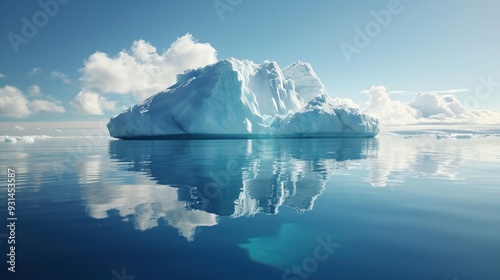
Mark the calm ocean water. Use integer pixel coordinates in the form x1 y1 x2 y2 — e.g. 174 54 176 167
0 132 499 280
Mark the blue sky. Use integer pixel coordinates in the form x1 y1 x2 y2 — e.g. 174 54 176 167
1 0 500 122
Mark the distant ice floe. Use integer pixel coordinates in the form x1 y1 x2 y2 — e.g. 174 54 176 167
387 125 500 139
436 133 474 139
0 135 114 144
2 136 18 143
20 136 36 143
0 135 50 144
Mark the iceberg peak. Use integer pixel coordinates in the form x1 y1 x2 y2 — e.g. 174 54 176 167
282 60 327 103
287 60 314 73
107 58 379 139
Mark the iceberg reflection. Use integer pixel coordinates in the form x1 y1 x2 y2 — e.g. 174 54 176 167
74 134 500 241
97 138 378 240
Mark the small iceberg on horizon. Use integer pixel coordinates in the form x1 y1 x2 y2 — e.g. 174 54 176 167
107 58 379 139
436 133 474 139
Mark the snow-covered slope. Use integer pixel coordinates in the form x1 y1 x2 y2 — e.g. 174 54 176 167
107 58 379 138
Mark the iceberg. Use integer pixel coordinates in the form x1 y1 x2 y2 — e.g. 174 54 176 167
107 58 379 139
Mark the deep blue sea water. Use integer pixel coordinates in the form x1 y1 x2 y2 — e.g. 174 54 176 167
0 132 499 280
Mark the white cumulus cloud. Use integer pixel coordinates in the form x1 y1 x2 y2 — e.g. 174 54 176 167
30 100 66 114
363 86 419 125
410 92 467 119
362 86 500 125
0 85 65 118
71 91 116 115
72 33 218 115
29 68 41 76
429 88 469 94
0 86 32 118
28 85 42 96
50 71 71 84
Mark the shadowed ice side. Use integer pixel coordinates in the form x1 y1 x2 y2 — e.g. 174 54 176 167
83 138 379 241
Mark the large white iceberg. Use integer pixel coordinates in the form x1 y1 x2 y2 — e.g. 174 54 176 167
107 58 379 138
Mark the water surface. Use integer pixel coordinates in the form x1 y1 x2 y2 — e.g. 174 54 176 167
0 133 499 279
